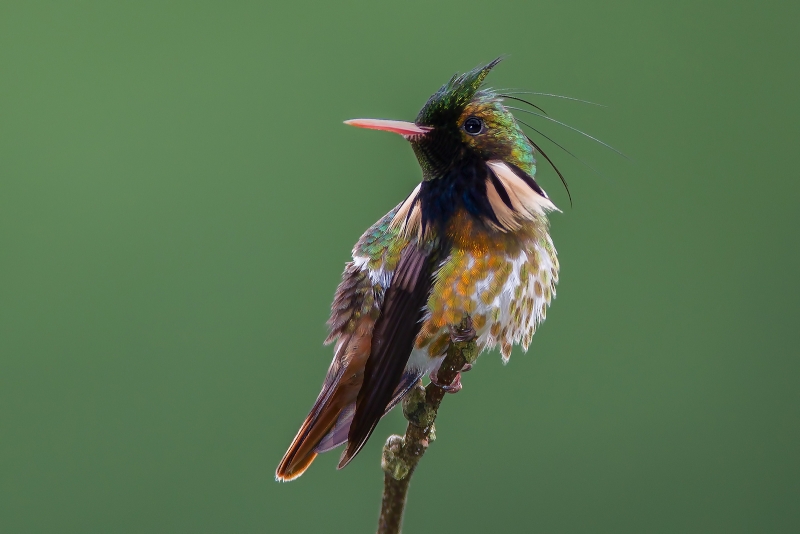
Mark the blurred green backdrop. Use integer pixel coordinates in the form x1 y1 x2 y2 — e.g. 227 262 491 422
1 0 798 532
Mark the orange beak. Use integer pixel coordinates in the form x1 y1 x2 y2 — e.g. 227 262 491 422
344 118 430 138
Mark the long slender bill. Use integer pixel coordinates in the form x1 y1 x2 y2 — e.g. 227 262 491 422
344 118 430 138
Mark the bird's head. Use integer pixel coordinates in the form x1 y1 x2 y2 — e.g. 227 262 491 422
346 58 559 237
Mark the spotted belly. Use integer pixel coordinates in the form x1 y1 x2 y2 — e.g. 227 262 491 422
409 235 558 371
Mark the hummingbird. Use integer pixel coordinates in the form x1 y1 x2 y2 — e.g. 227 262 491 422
276 58 561 481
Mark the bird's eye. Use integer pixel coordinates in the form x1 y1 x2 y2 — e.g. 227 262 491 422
463 117 484 135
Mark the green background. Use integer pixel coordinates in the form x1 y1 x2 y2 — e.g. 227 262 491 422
2 0 798 532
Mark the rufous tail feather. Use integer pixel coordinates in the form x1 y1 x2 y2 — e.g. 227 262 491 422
275 395 345 482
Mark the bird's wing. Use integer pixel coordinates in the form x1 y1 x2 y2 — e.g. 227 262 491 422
278 253 382 481
324 206 406 348
339 241 440 468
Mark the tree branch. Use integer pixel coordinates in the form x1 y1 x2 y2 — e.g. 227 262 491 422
376 317 478 534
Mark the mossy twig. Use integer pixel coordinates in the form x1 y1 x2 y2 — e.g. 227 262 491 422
376 317 477 534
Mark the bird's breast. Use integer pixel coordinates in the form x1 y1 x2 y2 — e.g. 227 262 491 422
412 211 559 366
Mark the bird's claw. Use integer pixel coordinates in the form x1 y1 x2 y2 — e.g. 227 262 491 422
430 317 476 394
449 316 476 343
429 369 463 393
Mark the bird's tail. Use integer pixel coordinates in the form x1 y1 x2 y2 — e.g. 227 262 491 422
276 323 424 481
275 405 340 481
276 364 352 482
275 368 423 481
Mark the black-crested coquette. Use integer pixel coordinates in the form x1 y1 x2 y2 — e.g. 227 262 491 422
277 58 564 481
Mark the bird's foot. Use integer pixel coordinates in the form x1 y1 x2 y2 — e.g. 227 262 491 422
449 317 479 365
429 370 461 393
429 362 471 394
449 317 476 344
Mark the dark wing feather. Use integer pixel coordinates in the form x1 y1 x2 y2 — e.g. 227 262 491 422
338 244 438 468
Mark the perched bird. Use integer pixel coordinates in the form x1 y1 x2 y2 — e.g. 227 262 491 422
276 58 561 481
